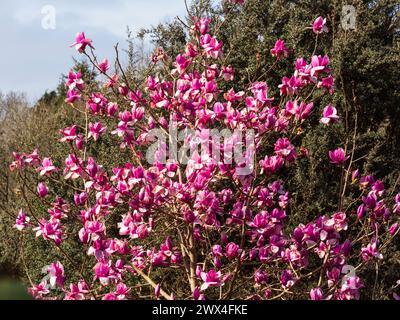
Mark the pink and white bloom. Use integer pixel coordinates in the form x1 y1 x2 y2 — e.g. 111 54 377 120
38 157 58 176
88 122 107 141
329 148 349 165
361 241 383 261
320 104 339 125
67 71 85 90
28 281 50 298
14 209 30 231
59 125 78 142
70 32 94 53
37 182 49 198
98 59 110 73
34 219 63 246
270 39 289 59
200 269 223 290
310 287 324 300
65 89 81 103
312 16 328 34
48 261 65 288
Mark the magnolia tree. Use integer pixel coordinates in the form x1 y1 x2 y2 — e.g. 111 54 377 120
10 1 400 300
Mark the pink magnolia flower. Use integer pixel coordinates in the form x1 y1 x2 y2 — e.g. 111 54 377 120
155 284 161 299
339 275 363 300
198 17 210 35
201 34 223 59
361 241 383 261
172 54 191 74
64 281 89 300
94 261 117 286
295 101 314 120
274 138 297 162
48 261 65 288
34 219 63 246
259 155 284 175
59 125 77 142
389 223 398 236
67 71 85 91
38 157 58 176
281 269 296 289
37 182 49 198
200 269 223 290
279 76 303 96
75 134 84 150
65 89 81 103
14 209 30 231
329 147 349 165
225 242 240 259
320 104 339 125
98 59 110 73
318 75 335 94
221 65 234 81
88 122 107 141
70 32 94 53
312 16 328 34
311 55 330 76
357 204 366 219
270 39 289 59
393 193 400 214
310 287 324 300
28 281 50 298
254 270 269 286
115 283 130 300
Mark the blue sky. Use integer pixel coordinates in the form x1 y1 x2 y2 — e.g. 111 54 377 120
0 0 187 102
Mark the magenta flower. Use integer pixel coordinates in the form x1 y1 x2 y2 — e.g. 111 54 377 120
312 16 328 34
201 34 223 59
389 223 399 236
70 32 94 53
254 270 269 286
67 71 85 90
310 287 324 300
361 241 383 261
98 59 109 73
320 104 339 125
172 54 191 75
59 125 77 142
393 193 400 214
88 122 107 141
225 242 240 259
274 138 297 162
37 182 49 198
34 219 63 246
200 269 222 291
259 155 284 175
38 157 58 176
270 39 289 59
295 101 314 120
48 261 65 288
281 269 296 289
28 281 50 298
199 17 210 35
318 75 335 94
14 209 30 231
329 147 349 165
65 89 81 104
221 65 234 81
